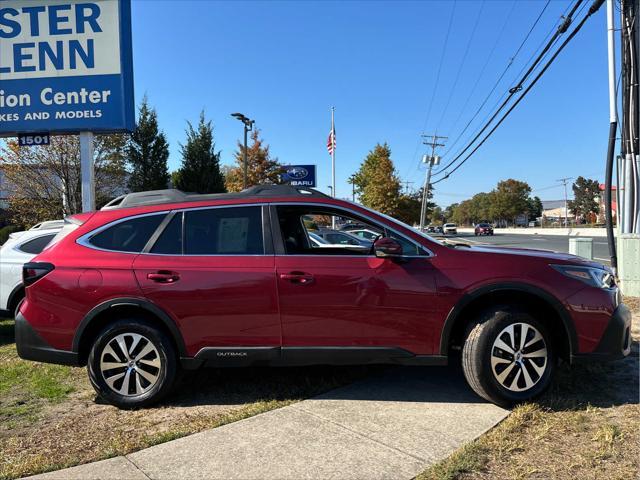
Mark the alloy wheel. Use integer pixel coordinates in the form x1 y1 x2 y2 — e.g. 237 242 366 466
99 333 162 396
490 322 548 392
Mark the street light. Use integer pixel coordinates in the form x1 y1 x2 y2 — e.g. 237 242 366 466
231 113 255 189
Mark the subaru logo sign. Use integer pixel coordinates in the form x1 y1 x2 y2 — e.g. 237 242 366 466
282 165 316 187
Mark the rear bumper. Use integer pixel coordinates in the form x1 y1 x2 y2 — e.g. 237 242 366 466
571 304 632 364
15 312 80 366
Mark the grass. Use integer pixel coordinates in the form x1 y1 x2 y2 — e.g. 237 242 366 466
417 297 640 480
0 318 376 480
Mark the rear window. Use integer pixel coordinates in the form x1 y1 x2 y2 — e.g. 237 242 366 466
184 206 263 255
88 214 166 253
18 234 56 254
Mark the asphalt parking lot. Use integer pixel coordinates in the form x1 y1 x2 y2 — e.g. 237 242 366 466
435 232 612 264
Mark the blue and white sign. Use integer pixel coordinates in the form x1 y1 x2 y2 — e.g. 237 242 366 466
0 0 134 135
281 165 317 187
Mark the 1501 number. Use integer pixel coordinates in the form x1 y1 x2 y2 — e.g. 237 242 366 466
18 134 50 146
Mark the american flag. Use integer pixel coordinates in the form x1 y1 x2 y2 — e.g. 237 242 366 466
327 127 336 155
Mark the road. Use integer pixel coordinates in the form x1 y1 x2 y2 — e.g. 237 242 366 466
435 233 612 264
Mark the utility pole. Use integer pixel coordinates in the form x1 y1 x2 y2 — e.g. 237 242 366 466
419 134 447 231
402 180 414 194
557 177 573 228
615 0 640 295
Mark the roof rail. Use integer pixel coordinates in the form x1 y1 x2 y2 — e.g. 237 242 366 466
100 185 330 210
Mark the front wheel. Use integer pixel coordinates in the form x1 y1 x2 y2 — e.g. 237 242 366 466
461 308 554 407
88 319 178 409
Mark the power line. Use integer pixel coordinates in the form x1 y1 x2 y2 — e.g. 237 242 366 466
438 0 554 161
432 0 604 185
404 1 457 180
442 1 580 166
443 1 518 147
432 0 585 181
434 0 486 132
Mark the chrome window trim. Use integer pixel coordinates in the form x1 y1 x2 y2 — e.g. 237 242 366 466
77 201 435 258
76 211 170 254
271 202 435 258
79 204 269 257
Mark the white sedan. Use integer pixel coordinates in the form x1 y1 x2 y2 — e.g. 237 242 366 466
0 226 61 317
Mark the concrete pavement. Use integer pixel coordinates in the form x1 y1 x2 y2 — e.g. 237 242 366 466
28 366 508 480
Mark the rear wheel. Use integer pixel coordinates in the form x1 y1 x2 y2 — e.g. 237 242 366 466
461 307 554 407
88 319 177 409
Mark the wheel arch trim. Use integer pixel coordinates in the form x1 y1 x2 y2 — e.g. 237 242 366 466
439 282 578 357
6 282 25 311
72 297 187 357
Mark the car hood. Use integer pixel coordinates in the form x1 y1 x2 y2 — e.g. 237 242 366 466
461 244 608 268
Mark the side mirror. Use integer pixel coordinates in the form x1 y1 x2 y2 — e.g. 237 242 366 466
373 237 403 258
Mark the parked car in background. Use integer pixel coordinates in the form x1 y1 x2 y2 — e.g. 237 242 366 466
346 228 381 241
475 223 494 236
315 229 373 249
0 226 61 317
16 186 631 410
443 223 458 235
29 220 65 231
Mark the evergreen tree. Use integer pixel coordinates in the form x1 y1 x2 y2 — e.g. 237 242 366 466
175 112 226 194
352 143 401 215
568 176 600 220
225 129 283 192
127 97 170 192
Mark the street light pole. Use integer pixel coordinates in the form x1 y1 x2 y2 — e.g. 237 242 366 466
231 113 255 190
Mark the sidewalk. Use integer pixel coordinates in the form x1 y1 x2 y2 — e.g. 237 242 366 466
28 365 508 480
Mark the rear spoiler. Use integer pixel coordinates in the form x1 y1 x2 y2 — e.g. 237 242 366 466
65 212 94 226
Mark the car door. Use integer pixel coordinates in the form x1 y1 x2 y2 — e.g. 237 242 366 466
133 205 280 362
273 204 440 362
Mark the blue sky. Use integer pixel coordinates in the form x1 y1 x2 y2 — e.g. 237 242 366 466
131 0 611 206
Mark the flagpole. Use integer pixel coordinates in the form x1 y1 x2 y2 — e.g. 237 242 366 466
331 106 336 228
331 106 336 199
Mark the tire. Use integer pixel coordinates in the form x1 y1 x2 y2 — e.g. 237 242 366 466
87 319 178 409
461 307 554 407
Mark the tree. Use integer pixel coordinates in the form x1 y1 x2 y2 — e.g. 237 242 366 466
225 129 283 192
175 112 225 194
491 179 531 225
430 205 444 224
444 203 458 222
568 176 599 221
127 97 170 192
352 143 401 215
1 134 127 227
527 196 543 221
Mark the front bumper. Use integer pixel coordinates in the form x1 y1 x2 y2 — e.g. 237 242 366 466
571 304 632 363
15 312 80 366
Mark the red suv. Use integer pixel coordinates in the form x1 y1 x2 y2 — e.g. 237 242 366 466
16 186 631 408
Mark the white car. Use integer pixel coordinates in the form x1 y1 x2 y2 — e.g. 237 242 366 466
346 228 382 241
443 223 458 235
0 227 61 317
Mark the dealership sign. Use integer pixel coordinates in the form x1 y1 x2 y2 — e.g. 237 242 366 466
0 0 134 135
281 165 317 187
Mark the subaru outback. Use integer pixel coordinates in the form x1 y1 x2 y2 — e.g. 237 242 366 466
15 186 631 408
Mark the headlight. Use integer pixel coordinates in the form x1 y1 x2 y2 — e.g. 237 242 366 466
551 264 616 289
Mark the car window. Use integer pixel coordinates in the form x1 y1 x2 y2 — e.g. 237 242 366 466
277 205 427 256
184 206 263 255
151 213 183 255
18 233 56 254
89 214 166 253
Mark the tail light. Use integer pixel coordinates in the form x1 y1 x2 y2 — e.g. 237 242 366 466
23 262 55 287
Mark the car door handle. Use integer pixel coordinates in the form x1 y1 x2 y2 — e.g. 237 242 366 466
147 271 180 283
279 272 315 285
